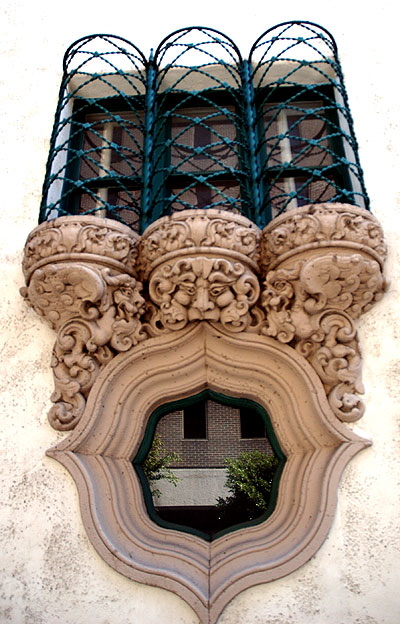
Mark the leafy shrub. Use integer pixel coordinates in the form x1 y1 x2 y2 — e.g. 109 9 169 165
217 451 279 525
143 435 181 498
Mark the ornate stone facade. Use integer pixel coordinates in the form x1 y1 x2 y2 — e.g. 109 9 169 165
21 216 145 430
21 204 387 624
260 204 387 422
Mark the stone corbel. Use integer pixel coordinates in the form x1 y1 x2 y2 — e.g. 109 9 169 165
21 216 145 430
260 203 387 422
138 210 261 334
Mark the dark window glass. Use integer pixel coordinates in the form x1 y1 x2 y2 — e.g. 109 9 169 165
183 400 207 439
240 407 266 439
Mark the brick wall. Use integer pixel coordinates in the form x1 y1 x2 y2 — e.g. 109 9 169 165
155 400 274 468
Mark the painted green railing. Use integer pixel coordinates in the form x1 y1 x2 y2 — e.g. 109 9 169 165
40 22 369 232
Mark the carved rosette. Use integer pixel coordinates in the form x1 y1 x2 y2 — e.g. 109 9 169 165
21 216 145 430
260 204 387 422
138 210 261 334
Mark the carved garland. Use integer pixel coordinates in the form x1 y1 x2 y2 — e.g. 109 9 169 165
21 204 387 623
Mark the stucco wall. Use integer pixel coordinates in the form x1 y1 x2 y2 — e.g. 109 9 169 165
1 1 399 622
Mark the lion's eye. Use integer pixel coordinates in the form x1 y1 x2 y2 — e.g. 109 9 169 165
210 285 227 297
180 283 196 295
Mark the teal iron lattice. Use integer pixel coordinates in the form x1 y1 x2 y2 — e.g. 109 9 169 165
40 22 369 232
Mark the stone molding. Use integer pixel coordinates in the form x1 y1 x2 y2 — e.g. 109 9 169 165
22 215 140 280
47 323 370 624
21 204 387 621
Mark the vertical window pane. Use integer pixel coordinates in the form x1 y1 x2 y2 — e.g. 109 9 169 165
79 112 143 180
170 107 238 173
183 401 207 439
240 407 266 439
263 102 333 169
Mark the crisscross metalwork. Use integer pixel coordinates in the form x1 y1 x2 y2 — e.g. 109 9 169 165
249 21 368 221
40 22 369 232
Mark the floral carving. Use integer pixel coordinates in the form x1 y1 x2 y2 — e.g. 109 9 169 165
22 215 139 279
261 203 387 271
23 263 145 430
139 209 260 278
147 256 260 333
262 252 386 422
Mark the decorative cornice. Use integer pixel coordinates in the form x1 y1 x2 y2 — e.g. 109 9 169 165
260 203 387 272
22 215 139 280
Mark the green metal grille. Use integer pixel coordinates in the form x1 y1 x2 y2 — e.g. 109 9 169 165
40 22 369 232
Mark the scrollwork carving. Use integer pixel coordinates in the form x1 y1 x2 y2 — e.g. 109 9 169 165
139 209 260 278
139 209 262 336
259 204 387 422
260 203 387 271
21 205 387 427
21 215 144 430
22 215 139 279
261 251 386 422
27 264 145 430
24 263 145 430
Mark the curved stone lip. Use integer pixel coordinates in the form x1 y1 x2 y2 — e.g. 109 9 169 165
24 253 136 280
144 246 260 274
46 323 370 624
25 213 137 237
142 208 259 232
265 239 385 270
139 208 261 279
22 214 139 280
260 203 387 271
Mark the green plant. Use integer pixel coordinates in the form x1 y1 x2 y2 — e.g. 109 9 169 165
217 451 279 525
143 435 181 498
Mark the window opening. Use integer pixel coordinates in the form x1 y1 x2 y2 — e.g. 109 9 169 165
183 399 207 439
39 23 369 232
134 392 284 540
240 407 266 438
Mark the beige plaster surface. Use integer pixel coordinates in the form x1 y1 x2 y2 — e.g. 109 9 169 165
1 1 399 623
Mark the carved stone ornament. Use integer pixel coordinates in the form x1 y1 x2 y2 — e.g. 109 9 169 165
139 210 261 334
260 204 387 422
21 204 387 623
21 216 145 430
